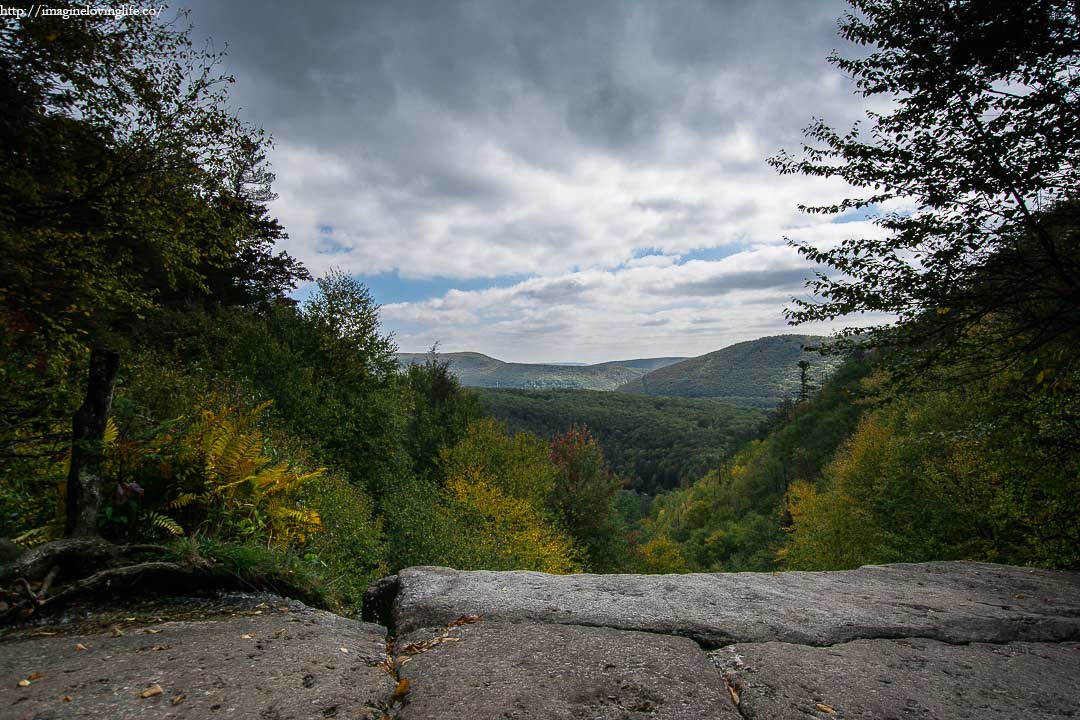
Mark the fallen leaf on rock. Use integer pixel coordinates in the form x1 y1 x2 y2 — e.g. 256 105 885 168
816 702 836 714
152 644 167 651
392 678 410 702
28 672 42 680
63 695 73 702
141 684 163 698
339 647 349 654
109 626 124 638
255 602 270 610
449 614 482 626
74 643 88 651
171 694 186 706
17 679 30 687
240 634 254 639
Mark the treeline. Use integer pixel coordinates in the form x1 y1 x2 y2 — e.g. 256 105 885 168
474 388 762 493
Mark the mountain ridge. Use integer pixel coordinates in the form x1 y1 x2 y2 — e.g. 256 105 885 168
617 334 841 408
395 352 686 391
398 335 842 403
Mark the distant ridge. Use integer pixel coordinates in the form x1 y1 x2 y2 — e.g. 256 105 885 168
616 334 841 408
395 352 687 391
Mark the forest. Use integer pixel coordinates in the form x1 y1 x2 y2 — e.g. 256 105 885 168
1 0 1077 620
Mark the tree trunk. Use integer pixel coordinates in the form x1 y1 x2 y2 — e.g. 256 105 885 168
64 348 120 537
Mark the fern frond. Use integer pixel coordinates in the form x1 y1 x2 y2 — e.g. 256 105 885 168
103 416 119 450
13 523 63 548
144 511 183 536
166 492 202 510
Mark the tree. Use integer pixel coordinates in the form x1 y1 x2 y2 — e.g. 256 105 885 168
549 426 628 572
0 1 307 538
1 2 305 353
405 347 479 483
771 0 1079 380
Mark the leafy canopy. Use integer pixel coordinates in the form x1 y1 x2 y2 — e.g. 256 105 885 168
771 0 1080 379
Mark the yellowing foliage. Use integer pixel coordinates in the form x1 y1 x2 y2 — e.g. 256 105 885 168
162 402 324 548
428 420 582 574
438 468 580 574
638 535 688 574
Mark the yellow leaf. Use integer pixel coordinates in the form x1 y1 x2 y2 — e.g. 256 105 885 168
140 685 163 698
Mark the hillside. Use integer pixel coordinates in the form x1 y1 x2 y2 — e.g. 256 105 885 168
474 388 762 493
396 352 686 391
617 334 841 407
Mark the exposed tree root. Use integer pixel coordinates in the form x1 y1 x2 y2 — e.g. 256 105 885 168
0 540 222 625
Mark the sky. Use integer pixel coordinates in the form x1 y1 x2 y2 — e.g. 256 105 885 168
181 0 894 363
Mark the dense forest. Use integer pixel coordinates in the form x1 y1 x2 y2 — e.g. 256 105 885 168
474 388 762 494
1 0 1077 620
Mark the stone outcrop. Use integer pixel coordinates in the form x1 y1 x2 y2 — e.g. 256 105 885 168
0 597 394 719
3 561 1079 719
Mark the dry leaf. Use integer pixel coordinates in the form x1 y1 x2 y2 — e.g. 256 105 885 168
63 695 73 702
816 703 836 714
255 602 270 610
17 679 30 688
28 672 42 681
125 617 137 622
392 678 410 702
171 694 186 706
109 626 124 638
240 634 254 639
449 614 482 627
74 643 89 651
339 647 349 654
152 644 167 651
141 684 163 698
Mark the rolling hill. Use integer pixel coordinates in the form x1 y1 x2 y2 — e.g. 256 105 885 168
616 334 841 408
395 352 686 391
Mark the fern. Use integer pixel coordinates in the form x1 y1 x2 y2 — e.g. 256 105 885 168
144 511 183 536
156 402 323 548
13 523 63 548
103 416 119 450
166 492 201 510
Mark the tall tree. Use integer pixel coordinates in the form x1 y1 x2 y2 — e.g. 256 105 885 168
0 2 307 535
771 0 1079 380
1 2 307 352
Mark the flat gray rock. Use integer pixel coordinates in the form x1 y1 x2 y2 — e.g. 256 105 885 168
712 638 1080 720
0 603 395 719
390 561 1080 646
394 621 740 719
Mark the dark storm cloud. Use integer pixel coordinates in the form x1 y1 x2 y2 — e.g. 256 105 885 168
183 0 850 189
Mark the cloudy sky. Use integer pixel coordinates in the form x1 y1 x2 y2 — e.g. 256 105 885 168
182 0 891 363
